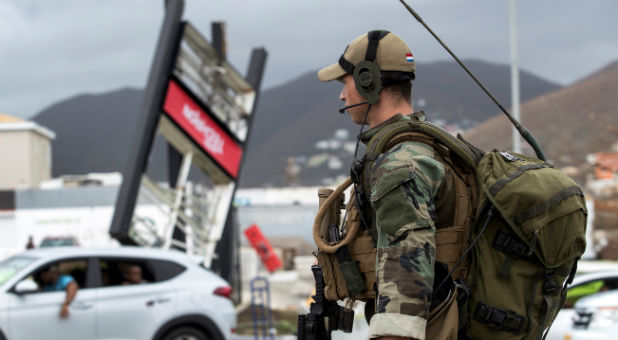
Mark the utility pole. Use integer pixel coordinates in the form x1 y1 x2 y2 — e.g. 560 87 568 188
509 0 522 153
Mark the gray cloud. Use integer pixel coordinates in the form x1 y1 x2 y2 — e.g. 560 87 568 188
1 0 616 118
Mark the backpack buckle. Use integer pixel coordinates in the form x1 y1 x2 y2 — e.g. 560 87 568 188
411 111 427 121
493 230 529 257
474 302 525 334
543 270 557 295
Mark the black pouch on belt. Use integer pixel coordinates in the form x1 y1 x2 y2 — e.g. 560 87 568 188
335 245 365 296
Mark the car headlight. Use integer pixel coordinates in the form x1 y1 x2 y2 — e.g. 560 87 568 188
589 306 618 328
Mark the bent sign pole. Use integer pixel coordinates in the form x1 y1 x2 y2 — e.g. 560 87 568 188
109 0 185 244
109 0 267 265
212 46 267 281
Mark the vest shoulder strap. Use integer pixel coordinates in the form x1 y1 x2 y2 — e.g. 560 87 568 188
361 118 482 199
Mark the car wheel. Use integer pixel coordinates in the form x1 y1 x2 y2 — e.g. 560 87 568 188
161 326 209 340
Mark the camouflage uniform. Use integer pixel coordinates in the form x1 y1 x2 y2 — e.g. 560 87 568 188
360 114 454 339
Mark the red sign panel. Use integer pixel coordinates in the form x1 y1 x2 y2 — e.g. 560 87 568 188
163 80 242 178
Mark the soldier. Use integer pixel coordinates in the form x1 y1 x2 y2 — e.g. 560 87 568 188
317 31 456 339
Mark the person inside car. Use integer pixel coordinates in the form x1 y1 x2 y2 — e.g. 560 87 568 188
122 265 146 285
39 265 78 319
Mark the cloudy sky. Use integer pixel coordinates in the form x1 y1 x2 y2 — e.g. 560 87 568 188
1 0 616 119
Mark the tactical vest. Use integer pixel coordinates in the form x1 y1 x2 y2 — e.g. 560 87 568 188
313 113 587 340
359 113 478 282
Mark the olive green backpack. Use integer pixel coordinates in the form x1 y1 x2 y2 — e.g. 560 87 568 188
362 115 587 340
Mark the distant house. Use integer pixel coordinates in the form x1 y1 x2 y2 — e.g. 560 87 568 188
0 113 55 189
594 152 618 180
587 149 618 261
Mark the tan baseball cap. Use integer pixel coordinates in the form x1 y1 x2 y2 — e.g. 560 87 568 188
318 30 416 82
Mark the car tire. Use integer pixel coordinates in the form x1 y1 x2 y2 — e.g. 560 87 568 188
161 326 209 340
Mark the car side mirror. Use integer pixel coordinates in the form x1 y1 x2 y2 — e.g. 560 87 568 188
14 279 39 295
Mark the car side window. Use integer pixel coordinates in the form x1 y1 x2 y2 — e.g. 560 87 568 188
99 259 154 287
98 259 185 286
25 259 89 293
147 259 185 282
565 278 618 307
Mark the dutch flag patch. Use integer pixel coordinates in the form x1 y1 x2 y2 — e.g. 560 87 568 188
406 53 414 62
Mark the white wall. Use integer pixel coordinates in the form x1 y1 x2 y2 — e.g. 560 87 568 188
0 204 172 260
0 127 53 190
0 131 31 189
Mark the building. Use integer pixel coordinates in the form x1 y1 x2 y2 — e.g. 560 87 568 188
0 113 55 190
587 150 618 260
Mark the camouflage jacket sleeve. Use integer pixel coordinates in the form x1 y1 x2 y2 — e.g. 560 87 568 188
367 141 451 340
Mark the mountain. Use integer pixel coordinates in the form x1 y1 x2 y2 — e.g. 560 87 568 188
33 87 176 183
34 88 143 177
32 59 561 187
463 60 618 177
414 59 561 125
240 59 560 186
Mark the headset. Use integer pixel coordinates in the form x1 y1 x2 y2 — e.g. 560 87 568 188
352 30 388 104
338 30 415 114
337 30 389 111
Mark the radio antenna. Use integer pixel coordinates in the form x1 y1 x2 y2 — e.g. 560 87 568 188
397 0 546 161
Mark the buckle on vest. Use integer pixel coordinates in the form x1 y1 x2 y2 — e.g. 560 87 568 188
474 302 525 334
350 158 364 185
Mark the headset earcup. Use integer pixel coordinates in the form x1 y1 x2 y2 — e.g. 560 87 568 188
353 60 382 104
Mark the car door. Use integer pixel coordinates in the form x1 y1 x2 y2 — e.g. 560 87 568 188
94 257 179 339
7 257 97 340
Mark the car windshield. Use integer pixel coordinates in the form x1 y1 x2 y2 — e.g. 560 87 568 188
0 256 37 286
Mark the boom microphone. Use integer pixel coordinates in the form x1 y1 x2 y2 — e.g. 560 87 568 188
338 101 369 114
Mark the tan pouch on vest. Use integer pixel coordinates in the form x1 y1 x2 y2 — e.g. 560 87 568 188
314 177 376 301
317 228 376 301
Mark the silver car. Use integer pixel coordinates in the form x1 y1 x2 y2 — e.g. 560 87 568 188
546 267 618 340
566 290 618 340
0 247 236 340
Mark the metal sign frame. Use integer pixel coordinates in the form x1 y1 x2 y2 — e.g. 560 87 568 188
109 0 267 266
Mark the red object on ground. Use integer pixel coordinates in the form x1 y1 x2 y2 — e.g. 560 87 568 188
244 224 282 273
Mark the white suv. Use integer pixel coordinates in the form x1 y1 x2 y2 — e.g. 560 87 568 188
0 247 236 340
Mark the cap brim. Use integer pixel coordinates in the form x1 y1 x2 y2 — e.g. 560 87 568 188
318 63 347 82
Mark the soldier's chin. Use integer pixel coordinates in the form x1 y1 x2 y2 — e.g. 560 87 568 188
350 112 366 125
